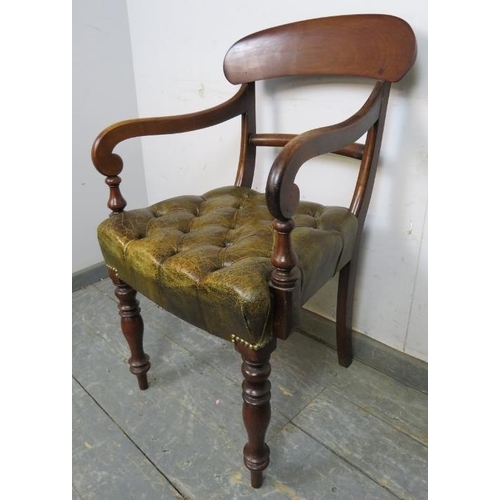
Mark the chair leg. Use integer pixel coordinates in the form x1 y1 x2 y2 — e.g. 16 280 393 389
109 269 151 390
235 338 277 488
336 261 355 368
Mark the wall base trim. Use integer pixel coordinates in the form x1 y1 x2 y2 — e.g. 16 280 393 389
298 309 428 393
72 262 108 292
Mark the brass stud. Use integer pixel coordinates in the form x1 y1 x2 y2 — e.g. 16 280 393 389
231 333 270 351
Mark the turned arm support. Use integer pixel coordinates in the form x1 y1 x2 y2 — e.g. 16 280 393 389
91 84 252 212
265 81 390 340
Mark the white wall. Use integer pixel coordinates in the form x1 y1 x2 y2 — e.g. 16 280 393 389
122 0 428 361
72 0 147 272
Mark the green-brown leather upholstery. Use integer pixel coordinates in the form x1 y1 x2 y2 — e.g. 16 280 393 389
98 186 358 349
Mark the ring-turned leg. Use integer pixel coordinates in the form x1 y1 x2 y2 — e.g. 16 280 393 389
235 338 277 488
109 269 151 390
336 261 355 367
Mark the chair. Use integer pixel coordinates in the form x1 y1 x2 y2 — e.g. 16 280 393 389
91 14 416 488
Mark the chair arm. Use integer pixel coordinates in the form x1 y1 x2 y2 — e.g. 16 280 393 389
265 81 388 220
265 81 388 340
92 84 251 177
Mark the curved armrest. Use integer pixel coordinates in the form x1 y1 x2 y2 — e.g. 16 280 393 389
266 81 388 220
92 84 251 176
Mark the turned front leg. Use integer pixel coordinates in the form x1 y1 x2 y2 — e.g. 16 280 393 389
109 269 151 390
235 338 277 488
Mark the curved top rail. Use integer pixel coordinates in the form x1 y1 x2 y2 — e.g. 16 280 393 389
224 14 417 84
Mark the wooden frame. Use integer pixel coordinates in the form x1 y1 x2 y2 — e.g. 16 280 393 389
91 14 417 488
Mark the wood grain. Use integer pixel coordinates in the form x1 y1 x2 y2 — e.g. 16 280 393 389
224 15 416 84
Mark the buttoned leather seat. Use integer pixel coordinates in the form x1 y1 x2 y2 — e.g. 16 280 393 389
98 185 358 349
91 14 416 489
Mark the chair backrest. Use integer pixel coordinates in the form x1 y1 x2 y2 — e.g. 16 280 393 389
223 14 416 84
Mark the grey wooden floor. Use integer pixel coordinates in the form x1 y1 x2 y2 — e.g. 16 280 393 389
73 279 428 500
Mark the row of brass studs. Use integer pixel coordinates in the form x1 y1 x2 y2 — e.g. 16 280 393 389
105 264 119 278
231 334 271 351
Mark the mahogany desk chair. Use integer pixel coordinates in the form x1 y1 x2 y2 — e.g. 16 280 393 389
91 14 417 488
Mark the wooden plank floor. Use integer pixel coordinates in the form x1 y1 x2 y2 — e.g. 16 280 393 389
73 279 428 500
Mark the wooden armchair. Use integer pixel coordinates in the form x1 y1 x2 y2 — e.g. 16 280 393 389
91 14 417 488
